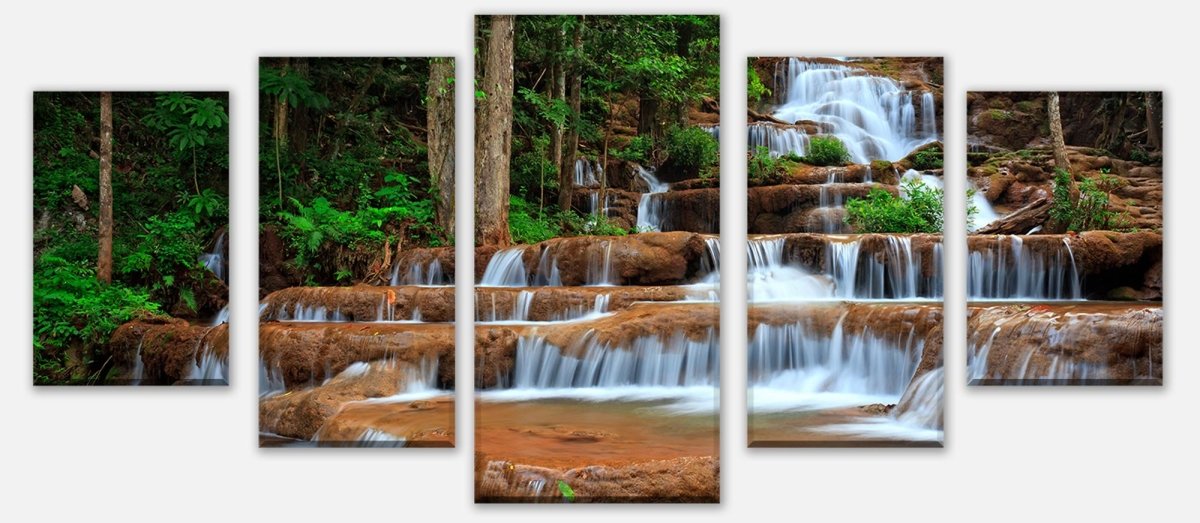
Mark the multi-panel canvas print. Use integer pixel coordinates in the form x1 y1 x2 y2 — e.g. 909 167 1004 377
33 91 230 386
965 91 1163 385
746 57 945 446
473 15 721 502
258 57 457 446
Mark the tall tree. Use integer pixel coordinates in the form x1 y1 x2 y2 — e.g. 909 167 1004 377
273 57 290 207
1145 92 1161 152
558 16 584 212
427 57 456 241
97 92 113 284
475 15 515 246
1048 92 1070 173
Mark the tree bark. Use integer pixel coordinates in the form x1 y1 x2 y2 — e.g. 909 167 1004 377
558 16 583 213
289 58 311 155
97 92 113 284
1145 92 1161 151
638 94 659 141
475 15 515 247
974 197 1051 235
274 58 290 207
427 57 456 242
1048 92 1070 173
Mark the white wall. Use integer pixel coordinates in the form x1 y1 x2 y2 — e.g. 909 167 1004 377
1 1 1192 521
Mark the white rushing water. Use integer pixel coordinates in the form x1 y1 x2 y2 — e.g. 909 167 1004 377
967 236 1082 300
747 235 943 301
198 231 226 282
480 328 719 414
391 258 447 286
762 58 939 163
635 166 670 232
573 158 601 188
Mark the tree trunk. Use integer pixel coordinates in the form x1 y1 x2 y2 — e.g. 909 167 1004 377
427 57 456 242
289 58 311 155
558 16 583 213
274 58 290 208
638 94 659 141
97 92 113 284
1048 92 1070 173
974 197 1052 235
1145 92 1161 151
549 59 564 212
474 15 515 247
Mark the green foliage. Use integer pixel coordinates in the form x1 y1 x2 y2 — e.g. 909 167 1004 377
749 146 785 180
911 145 943 170
870 159 893 172
557 480 576 502
665 125 718 170
987 109 1012 121
34 255 160 383
260 67 330 110
803 135 851 166
613 135 653 164
508 196 561 244
845 178 944 233
1049 168 1128 232
1129 148 1151 164
747 65 770 104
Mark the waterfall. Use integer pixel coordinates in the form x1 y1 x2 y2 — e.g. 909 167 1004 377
826 236 941 299
920 92 938 138
766 58 937 162
477 291 612 323
259 357 286 398
479 248 529 287
131 340 144 385
698 236 722 283
635 166 670 231
748 316 923 410
508 329 718 389
891 367 943 429
967 236 1082 300
585 240 616 286
354 428 408 447
748 237 834 301
573 158 601 187
391 258 447 286
198 231 226 282
186 336 227 383
700 124 719 140
968 181 1000 232
748 122 810 157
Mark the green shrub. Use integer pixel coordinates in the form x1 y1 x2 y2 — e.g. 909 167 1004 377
911 145 943 170
509 196 561 244
613 135 653 164
1049 168 1128 232
1129 148 1151 164
34 256 160 383
749 146 783 180
844 178 943 233
665 126 718 171
987 109 1012 121
870 159 893 172
803 135 850 166
748 65 770 105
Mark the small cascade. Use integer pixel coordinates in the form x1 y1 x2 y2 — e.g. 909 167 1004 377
391 258 447 286
697 236 722 283
891 367 943 429
748 122 810 157
355 428 408 447
131 340 145 385
508 329 718 389
748 237 834 301
826 236 941 299
968 182 1000 232
699 124 719 140
766 58 937 162
211 305 230 326
475 290 613 323
479 248 529 287
748 314 924 410
815 169 848 233
198 231 227 282
585 240 616 286
967 236 1081 300
186 336 227 383
573 158 602 187
635 166 670 231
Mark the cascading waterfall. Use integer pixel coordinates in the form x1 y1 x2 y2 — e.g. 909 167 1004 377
700 124 719 140
479 247 529 287
967 236 1081 300
635 166 670 231
748 316 922 410
475 291 612 323
391 258 447 286
747 237 834 301
826 236 942 299
748 123 809 157
573 158 601 187
198 231 226 282
763 58 938 162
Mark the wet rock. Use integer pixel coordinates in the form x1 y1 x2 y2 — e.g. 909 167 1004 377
260 285 455 323
476 456 719 503
109 319 228 384
259 322 454 390
478 232 715 286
